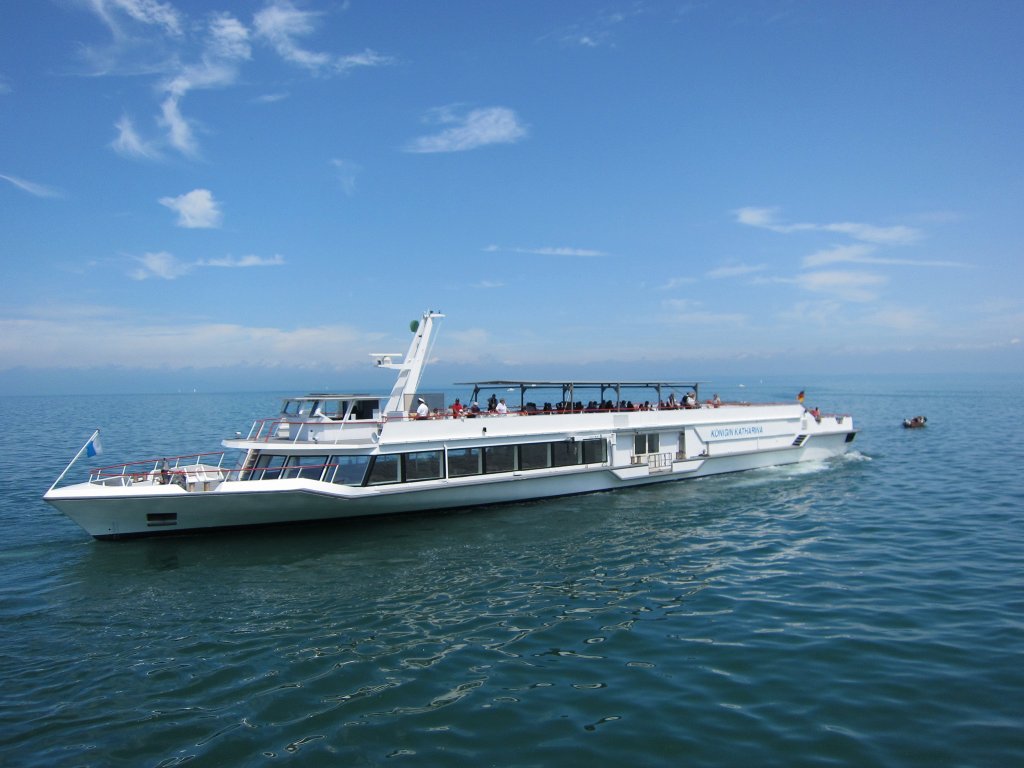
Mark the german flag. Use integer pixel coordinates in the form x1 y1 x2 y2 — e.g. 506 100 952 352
797 390 805 404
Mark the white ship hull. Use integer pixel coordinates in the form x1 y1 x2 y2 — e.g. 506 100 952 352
44 312 858 540
46 420 854 540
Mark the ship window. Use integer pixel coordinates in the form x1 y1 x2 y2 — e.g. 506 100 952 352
405 450 443 482
581 439 607 464
484 445 515 474
551 441 580 467
317 400 346 419
367 454 401 485
448 447 482 477
282 455 328 480
252 454 286 480
519 443 549 470
634 433 660 455
328 455 371 485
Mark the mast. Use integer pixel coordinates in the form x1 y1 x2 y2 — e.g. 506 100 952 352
373 310 445 415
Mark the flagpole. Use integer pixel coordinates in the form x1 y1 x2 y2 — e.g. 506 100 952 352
47 429 100 493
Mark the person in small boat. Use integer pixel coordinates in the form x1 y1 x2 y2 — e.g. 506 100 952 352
416 398 429 419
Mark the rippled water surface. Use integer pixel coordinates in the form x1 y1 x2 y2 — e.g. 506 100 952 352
1 375 1022 766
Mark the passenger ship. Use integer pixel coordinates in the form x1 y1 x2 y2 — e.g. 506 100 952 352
44 311 858 540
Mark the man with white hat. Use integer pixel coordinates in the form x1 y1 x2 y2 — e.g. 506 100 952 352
416 397 430 419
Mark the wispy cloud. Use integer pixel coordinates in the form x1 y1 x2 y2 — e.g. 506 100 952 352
88 0 184 39
663 298 747 326
485 244 606 257
253 1 392 74
862 306 933 332
659 276 697 290
131 251 192 280
795 270 887 302
545 7 644 49
83 2 388 159
803 243 968 268
735 207 922 245
198 254 285 268
253 92 289 104
110 114 162 160
0 173 63 198
0 308 367 369
0 75 11 95
406 107 528 153
158 188 223 228
131 251 285 280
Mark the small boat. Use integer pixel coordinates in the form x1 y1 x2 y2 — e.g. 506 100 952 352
903 416 928 429
44 311 859 540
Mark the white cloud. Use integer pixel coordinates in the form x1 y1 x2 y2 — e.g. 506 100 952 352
79 2 386 158
802 244 877 268
159 94 197 157
796 270 887 302
659 277 697 290
405 107 528 153
803 243 967 268
546 7 642 49
253 92 289 104
0 310 370 370
131 251 285 280
153 16 251 157
0 75 11 94
88 0 184 38
159 188 223 228
0 173 63 198
862 307 932 332
253 1 392 74
207 12 251 61
253 1 330 70
131 251 192 280
735 207 922 245
198 254 285 268
110 114 162 159
486 244 605 257
663 299 747 326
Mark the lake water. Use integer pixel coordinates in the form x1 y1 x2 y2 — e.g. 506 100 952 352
1 375 1022 766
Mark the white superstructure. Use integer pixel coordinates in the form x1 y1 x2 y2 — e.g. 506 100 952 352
44 311 858 540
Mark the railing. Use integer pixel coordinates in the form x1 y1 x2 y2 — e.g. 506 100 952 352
89 452 229 487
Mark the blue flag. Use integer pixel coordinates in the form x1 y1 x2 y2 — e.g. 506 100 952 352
86 432 103 457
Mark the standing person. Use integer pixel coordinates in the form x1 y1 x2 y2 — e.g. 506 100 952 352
451 398 464 417
416 398 429 419
496 398 508 415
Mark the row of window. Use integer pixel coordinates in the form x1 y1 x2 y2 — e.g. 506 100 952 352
247 438 610 486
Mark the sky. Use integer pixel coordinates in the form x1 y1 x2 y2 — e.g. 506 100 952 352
1 0 1022 395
